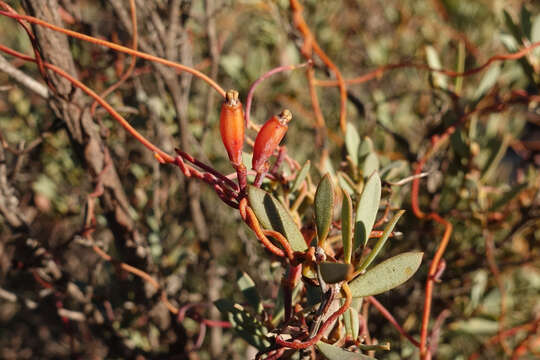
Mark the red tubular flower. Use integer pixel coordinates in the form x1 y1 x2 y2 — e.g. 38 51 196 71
219 89 245 166
252 109 292 173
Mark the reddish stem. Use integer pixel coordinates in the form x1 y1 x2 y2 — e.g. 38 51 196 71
175 149 239 192
276 283 352 349
245 61 310 128
367 296 420 347
316 41 540 87
0 44 175 163
0 10 226 97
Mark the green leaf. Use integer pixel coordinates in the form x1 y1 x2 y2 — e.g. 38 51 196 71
474 64 500 100
345 123 361 166
503 10 536 82
214 299 270 350
379 160 406 181
520 5 532 39
241 151 253 171
338 171 359 196
349 252 423 298
319 262 352 284
342 189 354 263
323 156 336 178
469 270 488 313
449 318 499 335
290 160 311 193
425 45 447 89
344 297 362 340
358 137 375 159
481 135 510 182
490 182 527 210
243 152 270 185
315 174 334 245
362 153 379 178
316 341 376 360
247 186 307 252
499 34 519 52
503 10 523 44
237 272 263 314
532 14 540 57
353 172 381 250
357 210 405 273
305 281 324 308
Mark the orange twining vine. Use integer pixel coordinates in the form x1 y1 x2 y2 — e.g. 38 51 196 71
1 1 539 358
411 90 539 359
0 8 226 97
290 0 348 133
314 40 540 87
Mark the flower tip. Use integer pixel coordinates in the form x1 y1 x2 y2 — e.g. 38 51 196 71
225 89 239 106
278 109 292 125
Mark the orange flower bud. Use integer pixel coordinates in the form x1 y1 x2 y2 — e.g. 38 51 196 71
220 89 245 165
252 109 292 173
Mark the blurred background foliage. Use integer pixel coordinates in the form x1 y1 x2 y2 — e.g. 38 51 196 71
0 0 539 359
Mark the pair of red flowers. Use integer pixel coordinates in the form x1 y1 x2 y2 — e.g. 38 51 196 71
219 89 291 177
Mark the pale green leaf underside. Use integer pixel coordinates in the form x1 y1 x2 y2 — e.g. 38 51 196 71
341 189 354 263
291 160 311 193
354 172 381 250
349 252 423 298
317 341 377 360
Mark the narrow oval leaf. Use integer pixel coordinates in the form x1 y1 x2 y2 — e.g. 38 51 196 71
341 189 353 263
247 186 307 252
425 45 447 89
338 171 359 195
344 298 362 340
503 10 523 43
291 160 311 193
237 272 263 314
532 14 540 57
317 341 376 360
353 172 381 250
362 152 379 178
214 299 270 350
520 5 532 39
349 252 423 298
357 210 405 273
379 160 406 181
474 64 500 100
358 136 375 159
315 174 334 245
319 262 352 284
345 123 361 166
449 318 499 335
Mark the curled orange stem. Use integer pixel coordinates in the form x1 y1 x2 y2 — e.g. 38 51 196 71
0 44 175 163
263 229 294 261
0 10 226 97
244 205 286 258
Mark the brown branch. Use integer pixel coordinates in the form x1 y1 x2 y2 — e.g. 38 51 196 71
22 0 149 266
0 52 49 98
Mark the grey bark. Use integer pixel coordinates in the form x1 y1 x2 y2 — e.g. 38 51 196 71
22 0 149 266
